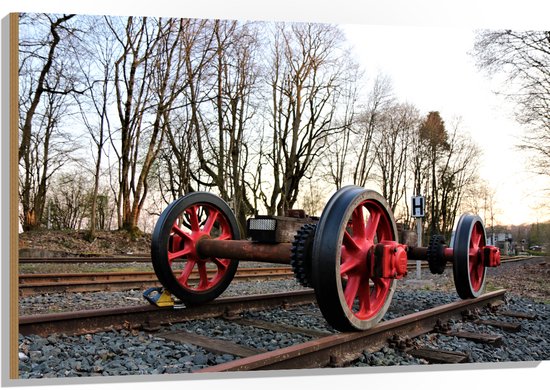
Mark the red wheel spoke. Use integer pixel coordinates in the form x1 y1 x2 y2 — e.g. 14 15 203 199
211 257 229 271
344 275 360 309
352 206 366 239
365 209 381 241
177 260 196 286
187 206 200 232
197 262 209 289
357 276 372 314
471 226 482 249
202 209 219 234
340 257 359 275
373 277 388 292
470 261 477 279
168 247 191 262
172 224 193 242
218 232 232 240
343 231 361 252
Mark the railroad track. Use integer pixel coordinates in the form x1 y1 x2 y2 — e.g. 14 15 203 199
20 288 530 372
19 290 317 336
196 289 512 371
18 255 536 296
18 267 294 296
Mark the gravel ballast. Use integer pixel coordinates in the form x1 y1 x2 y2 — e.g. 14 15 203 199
18 285 550 378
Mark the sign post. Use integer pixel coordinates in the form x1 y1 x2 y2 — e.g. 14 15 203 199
411 196 425 280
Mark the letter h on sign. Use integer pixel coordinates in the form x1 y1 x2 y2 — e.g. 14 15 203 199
411 196 425 218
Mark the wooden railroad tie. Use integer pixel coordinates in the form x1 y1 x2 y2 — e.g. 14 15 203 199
497 310 537 320
408 348 470 364
160 330 265 358
445 331 503 347
475 319 521 332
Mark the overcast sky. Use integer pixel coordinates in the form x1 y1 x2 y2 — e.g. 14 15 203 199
341 23 550 226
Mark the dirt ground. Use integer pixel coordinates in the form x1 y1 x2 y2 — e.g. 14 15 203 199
19 230 151 257
486 257 550 303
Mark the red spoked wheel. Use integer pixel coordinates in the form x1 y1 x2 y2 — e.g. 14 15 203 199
312 186 398 331
452 214 487 299
151 192 240 304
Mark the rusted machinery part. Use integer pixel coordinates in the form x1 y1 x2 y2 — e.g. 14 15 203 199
196 240 292 264
453 214 487 299
290 223 317 288
150 192 240 305
311 185 398 332
427 234 447 274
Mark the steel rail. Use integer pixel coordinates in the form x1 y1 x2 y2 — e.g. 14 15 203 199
17 255 530 296
19 256 152 263
17 256 530 289
195 289 507 372
18 290 316 337
18 267 294 296
20 267 292 284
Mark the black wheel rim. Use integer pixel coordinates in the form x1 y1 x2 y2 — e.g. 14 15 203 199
452 214 487 299
151 192 240 304
312 186 398 331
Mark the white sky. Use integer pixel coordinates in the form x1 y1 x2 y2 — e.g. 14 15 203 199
341 24 550 226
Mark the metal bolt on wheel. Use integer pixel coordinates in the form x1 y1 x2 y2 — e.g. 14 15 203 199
312 186 398 332
151 192 240 304
452 214 487 299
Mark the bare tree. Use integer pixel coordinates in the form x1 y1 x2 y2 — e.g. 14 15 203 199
352 74 394 187
72 15 117 239
107 16 187 233
324 61 362 189
18 13 83 230
262 22 353 215
193 20 261 230
473 30 550 178
418 111 449 235
462 179 499 233
154 19 214 205
372 102 418 212
18 13 76 163
47 172 91 230
19 85 79 230
436 120 481 236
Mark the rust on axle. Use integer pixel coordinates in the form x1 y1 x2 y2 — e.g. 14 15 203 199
196 239 292 264
406 246 454 261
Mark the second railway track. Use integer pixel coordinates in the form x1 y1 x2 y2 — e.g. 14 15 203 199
18 267 294 296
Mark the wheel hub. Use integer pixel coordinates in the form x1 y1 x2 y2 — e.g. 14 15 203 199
372 241 408 279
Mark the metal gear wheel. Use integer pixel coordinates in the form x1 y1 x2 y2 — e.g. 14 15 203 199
290 223 317 288
427 234 447 274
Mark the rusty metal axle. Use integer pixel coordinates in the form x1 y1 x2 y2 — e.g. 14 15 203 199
196 238 443 265
407 246 455 262
195 238 500 269
196 239 292 264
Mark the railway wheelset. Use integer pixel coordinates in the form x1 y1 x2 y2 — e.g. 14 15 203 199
150 186 501 332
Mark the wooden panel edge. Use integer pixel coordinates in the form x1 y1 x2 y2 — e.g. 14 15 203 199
9 11 19 381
